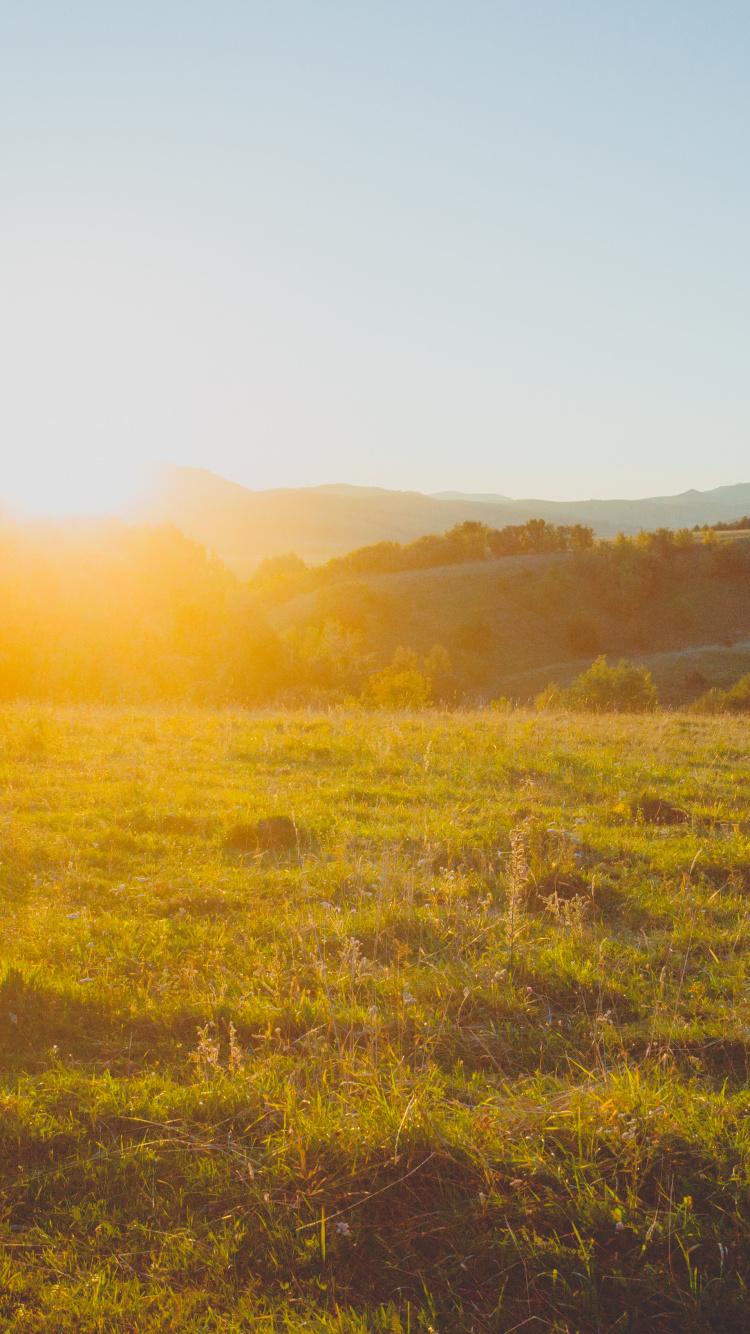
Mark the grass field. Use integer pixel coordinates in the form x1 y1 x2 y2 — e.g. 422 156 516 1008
3 705 750 1331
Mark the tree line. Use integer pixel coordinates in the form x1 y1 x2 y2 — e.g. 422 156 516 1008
693 516 750 532
249 518 595 600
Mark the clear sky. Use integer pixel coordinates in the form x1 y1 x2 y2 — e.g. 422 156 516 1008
1 1 748 514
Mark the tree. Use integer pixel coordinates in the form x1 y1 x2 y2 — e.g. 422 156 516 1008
363 647 431 708
567 656 657 713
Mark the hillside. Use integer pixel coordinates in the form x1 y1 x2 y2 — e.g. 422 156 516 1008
270 534 750 704
3 517 750 709
137 464 750 572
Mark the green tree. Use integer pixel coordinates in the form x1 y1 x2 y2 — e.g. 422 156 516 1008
567 655 657 713
363 647 431 708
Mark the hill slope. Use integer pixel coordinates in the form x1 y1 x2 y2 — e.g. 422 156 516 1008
138 464 750 572
270 538 750 703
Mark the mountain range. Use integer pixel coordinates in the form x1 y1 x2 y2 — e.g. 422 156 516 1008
135 465 750 573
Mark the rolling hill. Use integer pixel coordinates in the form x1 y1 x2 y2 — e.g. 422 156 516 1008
268 537 750 705
137 464 750 572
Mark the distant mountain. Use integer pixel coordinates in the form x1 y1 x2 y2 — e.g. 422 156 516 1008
136 464 750 573
430 491 514 503
430 485 750 529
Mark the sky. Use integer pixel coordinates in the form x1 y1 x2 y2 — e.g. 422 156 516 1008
0 1 749 515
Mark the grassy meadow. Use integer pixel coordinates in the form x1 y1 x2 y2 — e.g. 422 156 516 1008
2 705 750 1331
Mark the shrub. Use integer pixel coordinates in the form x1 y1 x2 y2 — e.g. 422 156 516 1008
423 644 455 703
536 656 657 713
567 656 657 712
691 673 750 714
286 619 369 694
534 683 567 711
363 667 431 708
363 647 431 708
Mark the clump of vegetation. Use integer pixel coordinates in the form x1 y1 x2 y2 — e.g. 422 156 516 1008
362 645 454 709
568 655 658 712
536 655 658 712
363 660 430 708
691 673 750 714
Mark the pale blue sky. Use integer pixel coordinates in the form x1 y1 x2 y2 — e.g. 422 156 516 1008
0 2 748 513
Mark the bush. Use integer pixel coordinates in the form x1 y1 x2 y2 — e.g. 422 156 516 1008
363 647 431 708
567 656 657 712
423 644 455 703
534 683 567 711
691 673 750 714
363 667 431 708
536 656 657 713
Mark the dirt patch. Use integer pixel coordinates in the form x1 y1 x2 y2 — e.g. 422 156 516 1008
634 795 690 825
224 815 302 853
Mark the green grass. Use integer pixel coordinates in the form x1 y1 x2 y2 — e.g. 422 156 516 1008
2 705 750 1330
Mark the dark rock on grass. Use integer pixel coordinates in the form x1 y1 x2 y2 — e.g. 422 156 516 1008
224 815 301 854
634 793 690 825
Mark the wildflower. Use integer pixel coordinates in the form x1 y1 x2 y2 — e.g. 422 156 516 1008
9 1013 18 1024
402 987 416 1006
336 1220 351 1236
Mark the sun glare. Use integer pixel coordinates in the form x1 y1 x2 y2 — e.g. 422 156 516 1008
0 243 242 519
0 452 151 519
